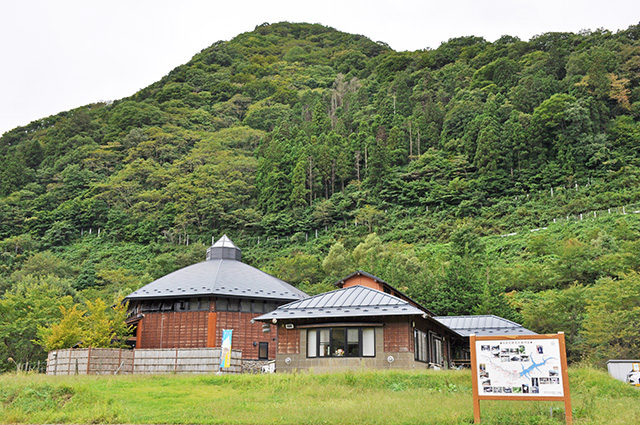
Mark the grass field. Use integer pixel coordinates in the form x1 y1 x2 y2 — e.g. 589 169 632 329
0 366 638 424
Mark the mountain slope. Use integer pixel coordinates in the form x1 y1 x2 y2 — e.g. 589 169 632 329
1 21 640 370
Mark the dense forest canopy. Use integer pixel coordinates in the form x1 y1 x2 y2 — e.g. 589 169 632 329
1 22 640 371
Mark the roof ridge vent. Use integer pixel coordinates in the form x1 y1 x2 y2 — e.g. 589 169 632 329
206 235 242 261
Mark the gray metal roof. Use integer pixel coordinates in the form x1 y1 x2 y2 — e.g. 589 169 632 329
434 315 537 337
125 236 307 302
254 285 426 321
334 270 435 316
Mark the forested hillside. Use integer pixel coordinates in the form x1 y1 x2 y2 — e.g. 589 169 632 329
1 22 640 371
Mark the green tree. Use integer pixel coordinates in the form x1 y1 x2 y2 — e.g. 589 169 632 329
0 275 75 371
519 286 587 363
36 305 84 351
581 273 640 366
322 241 354 280
355 205 383 232
270 253 323 287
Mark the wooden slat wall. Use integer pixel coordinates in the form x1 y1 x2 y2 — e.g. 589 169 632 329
276 327 300 355
138 311 209 349
215 311 277 359
384 317 412 352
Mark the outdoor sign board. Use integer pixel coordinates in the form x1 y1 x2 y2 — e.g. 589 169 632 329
220 329 233 368
470 333 572 424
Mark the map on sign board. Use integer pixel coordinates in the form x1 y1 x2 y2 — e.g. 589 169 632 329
475 338 564 397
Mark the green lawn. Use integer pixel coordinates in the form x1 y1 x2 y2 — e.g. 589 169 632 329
0 367 638 424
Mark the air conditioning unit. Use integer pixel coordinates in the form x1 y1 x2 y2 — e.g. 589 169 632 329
285 323 295 329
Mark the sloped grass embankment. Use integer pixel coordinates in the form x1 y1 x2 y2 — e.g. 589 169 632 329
1 366 638 424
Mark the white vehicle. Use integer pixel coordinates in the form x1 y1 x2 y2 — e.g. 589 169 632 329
627 371 640 386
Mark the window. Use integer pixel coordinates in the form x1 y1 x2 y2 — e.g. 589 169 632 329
430 332 444 366
414 329 429 363
318 329 330 357
214 298 227 311
216 298 268 313
307 327 375 358
362 328 375 356
188 298 210 311
308 328 318 357
258 342 269 360
252 301 265 313
415 330 445 365
240 300 252 312
346 328 359 356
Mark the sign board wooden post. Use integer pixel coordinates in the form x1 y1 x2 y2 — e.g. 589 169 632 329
470 332 572 424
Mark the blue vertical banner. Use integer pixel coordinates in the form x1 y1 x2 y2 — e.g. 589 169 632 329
220 329 233 368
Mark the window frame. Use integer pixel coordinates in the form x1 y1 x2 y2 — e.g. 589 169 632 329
429 331 444 366
258 342 269 360
414 328 430 363
306 327 376 358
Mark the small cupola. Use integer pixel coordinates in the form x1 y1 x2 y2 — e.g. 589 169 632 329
206 235 241 261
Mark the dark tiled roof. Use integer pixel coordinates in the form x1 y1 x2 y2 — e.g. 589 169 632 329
125 236 306 302
434 315 537 337
254 285 425 321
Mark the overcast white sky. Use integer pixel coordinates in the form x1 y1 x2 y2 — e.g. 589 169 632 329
0 0 638 135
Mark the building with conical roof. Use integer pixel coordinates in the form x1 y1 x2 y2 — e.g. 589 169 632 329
124 236 307 360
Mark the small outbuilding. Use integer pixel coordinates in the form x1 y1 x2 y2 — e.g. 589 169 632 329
434 315 537 367
606 360 640 385
254 271 456 372
124 236 307 360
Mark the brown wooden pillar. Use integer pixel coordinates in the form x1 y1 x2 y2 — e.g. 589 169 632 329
207 312 217 347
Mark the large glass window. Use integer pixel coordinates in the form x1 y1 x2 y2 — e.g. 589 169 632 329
307 327 375 358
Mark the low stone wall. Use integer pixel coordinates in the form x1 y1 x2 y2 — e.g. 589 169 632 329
46 348 242 375
242 359 275 374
